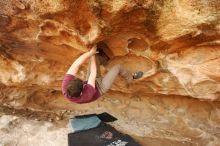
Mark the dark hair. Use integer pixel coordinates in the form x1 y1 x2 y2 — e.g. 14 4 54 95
67 78 83 97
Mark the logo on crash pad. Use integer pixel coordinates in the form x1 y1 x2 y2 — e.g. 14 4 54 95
107 139 128 146
100 131 113 140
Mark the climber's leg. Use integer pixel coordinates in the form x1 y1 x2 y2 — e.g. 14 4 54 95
99 64 133 94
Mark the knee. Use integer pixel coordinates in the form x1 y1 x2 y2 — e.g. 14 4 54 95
113 64 121 69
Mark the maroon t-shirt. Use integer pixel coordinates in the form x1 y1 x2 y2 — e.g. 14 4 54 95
62 74 101 104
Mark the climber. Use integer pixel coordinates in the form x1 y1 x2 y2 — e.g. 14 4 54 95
61 45 143 104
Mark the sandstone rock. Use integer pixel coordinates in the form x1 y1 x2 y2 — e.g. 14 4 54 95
14 1 26 10
0 0 220 145
55 116 61 121
0 0 219 101
0 15 11 27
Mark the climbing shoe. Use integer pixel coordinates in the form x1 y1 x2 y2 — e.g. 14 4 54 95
133 71 143 79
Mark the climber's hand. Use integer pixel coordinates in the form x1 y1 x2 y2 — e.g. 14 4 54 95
89 45 97 55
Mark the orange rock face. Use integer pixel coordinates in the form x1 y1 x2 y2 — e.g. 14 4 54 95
0 0 219 100
0 0 220 145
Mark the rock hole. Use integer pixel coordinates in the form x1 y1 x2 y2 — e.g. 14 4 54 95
127 38 148 51
97 41 114 59
40 21 58 35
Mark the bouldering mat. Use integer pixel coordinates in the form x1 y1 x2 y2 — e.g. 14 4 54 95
68 122 141 146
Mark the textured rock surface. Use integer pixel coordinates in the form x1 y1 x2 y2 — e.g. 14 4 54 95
0 115 68 146
0 0 220 145
1 94 220 146
0 0 220 100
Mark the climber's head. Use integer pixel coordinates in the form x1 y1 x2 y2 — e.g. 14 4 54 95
66 78 83 97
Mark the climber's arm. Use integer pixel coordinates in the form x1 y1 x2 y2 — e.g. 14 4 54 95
66 46 97 76
87 55 97 88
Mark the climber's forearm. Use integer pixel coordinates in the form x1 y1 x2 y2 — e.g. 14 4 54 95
87 55 97 88
66 46 97 75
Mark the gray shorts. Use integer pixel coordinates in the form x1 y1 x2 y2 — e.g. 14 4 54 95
87 55 132 95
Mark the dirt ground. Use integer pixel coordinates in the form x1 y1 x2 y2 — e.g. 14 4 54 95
0 105 192 146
